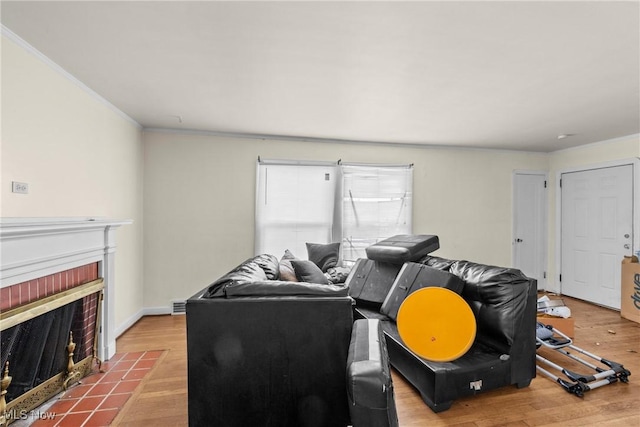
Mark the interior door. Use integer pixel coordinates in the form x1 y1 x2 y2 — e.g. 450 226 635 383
561 165 633 309
513 172 547 288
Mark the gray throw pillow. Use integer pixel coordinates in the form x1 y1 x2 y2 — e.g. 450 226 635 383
306 242 340 273
290 259 330 284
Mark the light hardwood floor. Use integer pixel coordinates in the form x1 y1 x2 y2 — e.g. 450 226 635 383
113 295 640 426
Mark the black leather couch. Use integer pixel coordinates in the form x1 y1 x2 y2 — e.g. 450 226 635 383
351 254 538 412
186 245 537 421
186 254 398 427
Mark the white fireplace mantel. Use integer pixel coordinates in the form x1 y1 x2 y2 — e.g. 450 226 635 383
0 217 132 360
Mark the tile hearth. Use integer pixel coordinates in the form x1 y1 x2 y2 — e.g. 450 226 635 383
16 350 162 427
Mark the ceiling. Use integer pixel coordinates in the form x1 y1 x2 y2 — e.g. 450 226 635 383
2 1 639 152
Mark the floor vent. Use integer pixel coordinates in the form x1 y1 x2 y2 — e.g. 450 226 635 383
171 300 186 315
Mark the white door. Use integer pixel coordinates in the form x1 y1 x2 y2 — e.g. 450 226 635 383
513 172 547 288
561 165 634 309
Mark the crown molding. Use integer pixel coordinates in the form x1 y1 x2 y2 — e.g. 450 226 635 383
2 24 142 129
143 127 549 156
550 133 640 154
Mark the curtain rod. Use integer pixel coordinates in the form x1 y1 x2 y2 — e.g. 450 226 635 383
258 157 412 168
340 161 413 168
257 157 338 166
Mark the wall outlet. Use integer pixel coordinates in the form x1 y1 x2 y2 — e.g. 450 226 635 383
12 181 29 194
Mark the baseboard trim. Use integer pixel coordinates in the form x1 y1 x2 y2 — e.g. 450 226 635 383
114 306 173 339
115 309 144 338
143 306 173 316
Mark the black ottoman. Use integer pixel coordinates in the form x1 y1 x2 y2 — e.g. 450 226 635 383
365 234 440 264
347 235 440 308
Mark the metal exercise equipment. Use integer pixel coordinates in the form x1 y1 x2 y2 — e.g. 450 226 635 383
535 322 631 397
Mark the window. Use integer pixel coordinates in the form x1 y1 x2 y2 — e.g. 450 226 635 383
340 164 413 264
255 160 338 258
255 159 413 263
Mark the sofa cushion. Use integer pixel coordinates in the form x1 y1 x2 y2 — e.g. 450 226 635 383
306 242 340 272
380 263 465 321
254 253 280 280
204 255 275 297
346 259 402 308
279 264 298 282
449 260 531 353
366 235 440 265
291 259 331 284
347 319 399 427
279 250 299 282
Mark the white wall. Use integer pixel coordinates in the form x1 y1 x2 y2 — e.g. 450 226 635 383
143 130 549 309
1 34 145 333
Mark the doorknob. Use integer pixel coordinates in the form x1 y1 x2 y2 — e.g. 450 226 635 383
625 234 630 238
624 244 631 249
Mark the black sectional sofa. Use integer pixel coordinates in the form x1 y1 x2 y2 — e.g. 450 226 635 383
350 253 538 412
187 254 353 426
186 254 398 427
185 237 538 423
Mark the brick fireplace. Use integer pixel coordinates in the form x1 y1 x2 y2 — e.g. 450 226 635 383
1 263 101 363
1 263 99 310
0 218 130 423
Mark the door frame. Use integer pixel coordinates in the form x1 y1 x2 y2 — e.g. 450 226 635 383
555 157 640 296
512 170 549 290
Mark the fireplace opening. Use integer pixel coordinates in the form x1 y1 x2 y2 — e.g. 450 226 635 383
0 265 103 425
1 293 98 404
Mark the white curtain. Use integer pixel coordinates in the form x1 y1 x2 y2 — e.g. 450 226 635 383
255 160 338 258
340 164 413 264
255 159 413 264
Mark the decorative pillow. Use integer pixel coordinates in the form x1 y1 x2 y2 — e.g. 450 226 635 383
282 249 297 261
290 259 330 285
306 242 340 273
279 250 299 282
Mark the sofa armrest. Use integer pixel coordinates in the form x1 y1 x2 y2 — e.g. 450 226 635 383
187 294 354 426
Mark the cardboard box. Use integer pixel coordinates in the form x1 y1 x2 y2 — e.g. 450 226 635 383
621 262 640 323
537 315 575 338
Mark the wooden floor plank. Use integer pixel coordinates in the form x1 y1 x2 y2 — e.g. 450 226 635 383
114 295 640 426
